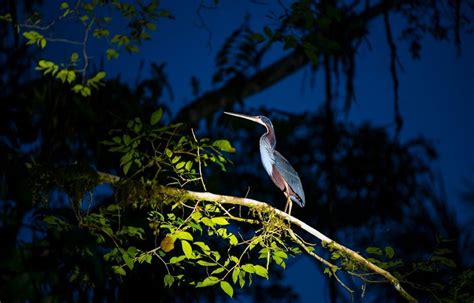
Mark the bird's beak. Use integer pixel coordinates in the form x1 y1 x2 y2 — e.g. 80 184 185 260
224 112 262 124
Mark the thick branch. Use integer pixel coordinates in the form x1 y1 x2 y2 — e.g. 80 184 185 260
175 0 409 124
97 171 417 302
175 50 308 124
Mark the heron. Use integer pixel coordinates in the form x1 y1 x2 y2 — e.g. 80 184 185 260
224 112 305 215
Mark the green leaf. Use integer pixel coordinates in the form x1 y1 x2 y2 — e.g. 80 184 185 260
431 256 456 268
71 84 90 97
220 281 233 298
174 230 193 241
87 71 106 89
164 274 175 287
201 217 215 227
93 71 106 81
23 31 46 48
196 276 219 288
232 267 240 284
171 155 181 164
211 217 229 226
106 48 119 60
253 265 268 279
229 235 238 246
60 2 69 9
0 13 12 22
273 250 288 259
112 34 130 46
272 255 286 268
185 161 193 171
158 10 172 18
80 86 91 97
242 264 255 274
212 139 235 153
181 240 193 259
70 52 79 62
93 28 110 38
165 148 173 158
123 161 132 175
211 267 225 275
197 260 217 267
122 253 134 270
366 247 383 256
323 267 333 277
56 69 68 83
146 22 157 31
66 70 76 83
145 254 152 264
126 44 140 53
239 271 245 288
43 215 64 225
123 134 131 145
150 108 163 125
112 265 126 276
385 246 395 259
194 241 210 253
175 161 185 169
169 255 185 264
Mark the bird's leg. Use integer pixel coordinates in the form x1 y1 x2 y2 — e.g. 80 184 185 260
284 196 292 216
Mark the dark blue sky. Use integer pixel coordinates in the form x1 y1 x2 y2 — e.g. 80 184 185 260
42 1 473 301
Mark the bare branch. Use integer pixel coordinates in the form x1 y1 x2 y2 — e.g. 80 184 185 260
383 10 403 135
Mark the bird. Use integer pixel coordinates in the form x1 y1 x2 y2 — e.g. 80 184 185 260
224 112 305 215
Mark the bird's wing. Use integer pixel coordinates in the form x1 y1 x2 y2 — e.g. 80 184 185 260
273 150 305 206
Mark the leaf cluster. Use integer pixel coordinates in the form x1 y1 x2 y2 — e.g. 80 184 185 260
102 108 234 186
13 1 173 96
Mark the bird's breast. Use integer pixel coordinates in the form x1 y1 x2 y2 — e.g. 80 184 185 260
259 141 274 177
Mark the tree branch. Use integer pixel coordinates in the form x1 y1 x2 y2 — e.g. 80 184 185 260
96 171 418 302
174 0 410 125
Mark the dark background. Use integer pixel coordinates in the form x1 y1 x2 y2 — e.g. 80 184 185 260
1 1 473 302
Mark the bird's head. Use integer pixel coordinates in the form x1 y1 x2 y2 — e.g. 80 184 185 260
224 112 273 131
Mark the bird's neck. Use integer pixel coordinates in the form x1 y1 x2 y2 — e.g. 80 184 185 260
262 125 276 149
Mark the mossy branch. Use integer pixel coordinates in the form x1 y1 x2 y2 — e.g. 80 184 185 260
97 171 417 302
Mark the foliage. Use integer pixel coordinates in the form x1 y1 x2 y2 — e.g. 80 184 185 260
25 109 316 299
101 109 233 184
7 0 173 96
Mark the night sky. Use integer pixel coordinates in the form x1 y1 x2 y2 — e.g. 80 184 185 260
37 1 474 301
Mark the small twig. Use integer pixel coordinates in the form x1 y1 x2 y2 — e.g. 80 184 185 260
191 128 207 191
196 0 218 51
288 228 354 297
287 228 337 271
383 11 403 135
46 37 83 45
81 19 93 83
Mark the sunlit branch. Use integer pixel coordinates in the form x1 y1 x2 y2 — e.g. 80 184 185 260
96 171 418 302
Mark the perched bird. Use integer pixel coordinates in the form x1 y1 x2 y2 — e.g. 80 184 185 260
224 112 305 215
